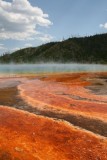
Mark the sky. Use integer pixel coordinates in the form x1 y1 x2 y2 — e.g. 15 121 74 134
0 0 107 55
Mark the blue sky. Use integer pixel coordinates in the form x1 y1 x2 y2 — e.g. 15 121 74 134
0 0 107 55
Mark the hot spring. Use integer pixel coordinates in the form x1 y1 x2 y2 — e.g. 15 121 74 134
0 63 107 76
0 63 107 159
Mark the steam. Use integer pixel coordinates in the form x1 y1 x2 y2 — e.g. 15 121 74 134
0 63 107 76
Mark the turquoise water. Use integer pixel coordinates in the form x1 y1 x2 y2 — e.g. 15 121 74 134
0 63 107 75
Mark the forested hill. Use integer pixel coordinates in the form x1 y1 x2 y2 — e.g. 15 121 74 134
0 33 107 64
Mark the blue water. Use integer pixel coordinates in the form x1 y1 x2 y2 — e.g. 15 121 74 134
0 63 107 75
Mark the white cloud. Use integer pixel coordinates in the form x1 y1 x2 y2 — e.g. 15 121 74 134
24 43 33 47
0 44 4 47
0 0 52 40
0 43 7 50
100 23 107 29
38 34 53 42
11 47 20 52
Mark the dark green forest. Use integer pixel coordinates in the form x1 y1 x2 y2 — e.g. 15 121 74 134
0 33 107 64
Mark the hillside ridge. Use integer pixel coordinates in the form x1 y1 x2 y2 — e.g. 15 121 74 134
0 33 107 64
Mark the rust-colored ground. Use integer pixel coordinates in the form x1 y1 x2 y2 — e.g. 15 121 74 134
0 72 107 159
0 106 107 160
19 72 107 121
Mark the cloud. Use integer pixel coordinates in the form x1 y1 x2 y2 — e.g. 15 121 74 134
0 0 52 40
38 34 53 42
24 43 33 47
100 23 107 29
0 44 4 46
11 47 20 52
0 44 7 50
0 44 8 55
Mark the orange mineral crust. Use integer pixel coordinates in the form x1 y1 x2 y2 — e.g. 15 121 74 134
18 72 107 121
0 106 107 160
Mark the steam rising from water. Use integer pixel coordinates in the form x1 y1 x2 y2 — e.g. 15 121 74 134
0 63 107 75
